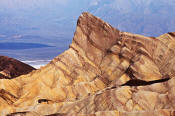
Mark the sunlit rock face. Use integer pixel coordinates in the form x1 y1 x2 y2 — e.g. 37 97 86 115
0 12 175 116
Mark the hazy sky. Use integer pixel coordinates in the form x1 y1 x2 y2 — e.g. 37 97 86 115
0 0 174 43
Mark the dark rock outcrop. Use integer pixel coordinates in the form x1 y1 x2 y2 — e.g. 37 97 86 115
0 56 35 79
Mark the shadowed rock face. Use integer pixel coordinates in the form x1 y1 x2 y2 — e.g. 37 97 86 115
0 56 35 79
0 12 175 116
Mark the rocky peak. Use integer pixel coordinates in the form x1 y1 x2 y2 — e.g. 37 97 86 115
75 12 119 51
71 12 120 66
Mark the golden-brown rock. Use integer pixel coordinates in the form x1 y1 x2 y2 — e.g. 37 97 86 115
7 110 175 116
0 12 175 116
47 110 175 116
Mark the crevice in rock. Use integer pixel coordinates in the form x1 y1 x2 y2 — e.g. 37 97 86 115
38 99 52 104
121 75 170 86
124 66 135 79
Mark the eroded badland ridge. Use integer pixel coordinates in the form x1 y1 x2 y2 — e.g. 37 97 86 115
0 12 175 116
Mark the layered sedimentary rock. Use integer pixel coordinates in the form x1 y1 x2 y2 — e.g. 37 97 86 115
48 110 175 116
0 12 175 116
0 56 35 79
6 110 175 116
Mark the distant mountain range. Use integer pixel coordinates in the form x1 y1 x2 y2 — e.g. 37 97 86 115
0 42 53 50
89 0 175 36
0 0 174 38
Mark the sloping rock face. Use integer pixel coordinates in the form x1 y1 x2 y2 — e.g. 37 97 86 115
0 56 35 79
0 12 175 116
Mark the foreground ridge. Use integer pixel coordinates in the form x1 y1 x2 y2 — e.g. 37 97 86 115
0 12 175 116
